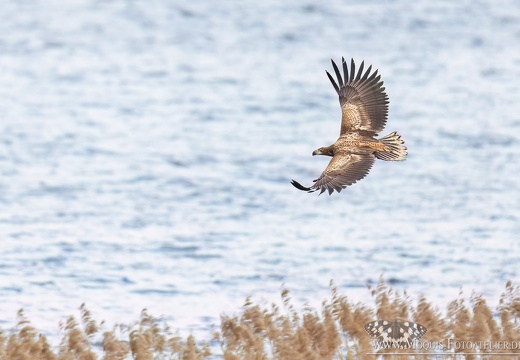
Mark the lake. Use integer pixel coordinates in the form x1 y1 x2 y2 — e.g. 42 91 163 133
0 0 519 344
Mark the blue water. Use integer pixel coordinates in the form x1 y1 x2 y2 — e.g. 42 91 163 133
1 0 519 343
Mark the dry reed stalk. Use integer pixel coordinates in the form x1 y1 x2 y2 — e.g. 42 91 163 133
413 295 447 360
58 315 97 360
329 281 373 359
414 295 446 342
0 280 519 359
447 295 475 359
0 309 57 360
371 279 419 358
496 281 520 360
101 330 130 360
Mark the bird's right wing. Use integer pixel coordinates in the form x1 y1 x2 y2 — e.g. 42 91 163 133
326 58 389 135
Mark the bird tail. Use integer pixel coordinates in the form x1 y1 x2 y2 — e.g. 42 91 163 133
375 131 407 161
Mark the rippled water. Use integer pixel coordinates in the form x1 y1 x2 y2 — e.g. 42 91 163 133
1 0 519 343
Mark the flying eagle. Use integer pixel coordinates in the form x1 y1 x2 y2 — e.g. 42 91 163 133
291 57 407 195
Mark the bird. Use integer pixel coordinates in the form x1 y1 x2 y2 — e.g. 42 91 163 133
291 57 407 195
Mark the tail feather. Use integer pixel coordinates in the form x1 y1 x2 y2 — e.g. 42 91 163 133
376 131 407 161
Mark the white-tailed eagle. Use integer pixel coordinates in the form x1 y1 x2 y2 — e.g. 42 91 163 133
291 58 407 195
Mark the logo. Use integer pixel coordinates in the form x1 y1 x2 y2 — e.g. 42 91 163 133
364 320 427 349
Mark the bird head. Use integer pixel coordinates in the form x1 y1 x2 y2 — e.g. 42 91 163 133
312 146 333 156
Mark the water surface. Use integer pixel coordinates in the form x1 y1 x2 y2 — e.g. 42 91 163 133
0 0 519 341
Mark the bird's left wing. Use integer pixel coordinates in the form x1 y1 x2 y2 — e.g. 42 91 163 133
291 153 375 195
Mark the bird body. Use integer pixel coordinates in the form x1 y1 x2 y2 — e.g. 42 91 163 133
291 57 407 195
333 132 388 154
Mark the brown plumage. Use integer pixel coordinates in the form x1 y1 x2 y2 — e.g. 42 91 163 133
291 58 407 195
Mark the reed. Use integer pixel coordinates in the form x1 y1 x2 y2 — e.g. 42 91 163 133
1 280 518 359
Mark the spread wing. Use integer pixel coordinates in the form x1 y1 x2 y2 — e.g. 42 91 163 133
326 58 389 135
291 153 375 195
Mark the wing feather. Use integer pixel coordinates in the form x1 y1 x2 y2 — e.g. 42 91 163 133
349 58 355 82
361 65 372 81
331 59 343 87
342 57 349 84
326 71 340 93
355 61 364 81
328 58 389 135
311 153 375 195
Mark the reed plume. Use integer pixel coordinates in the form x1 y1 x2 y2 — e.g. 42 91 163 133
0 279 518 359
